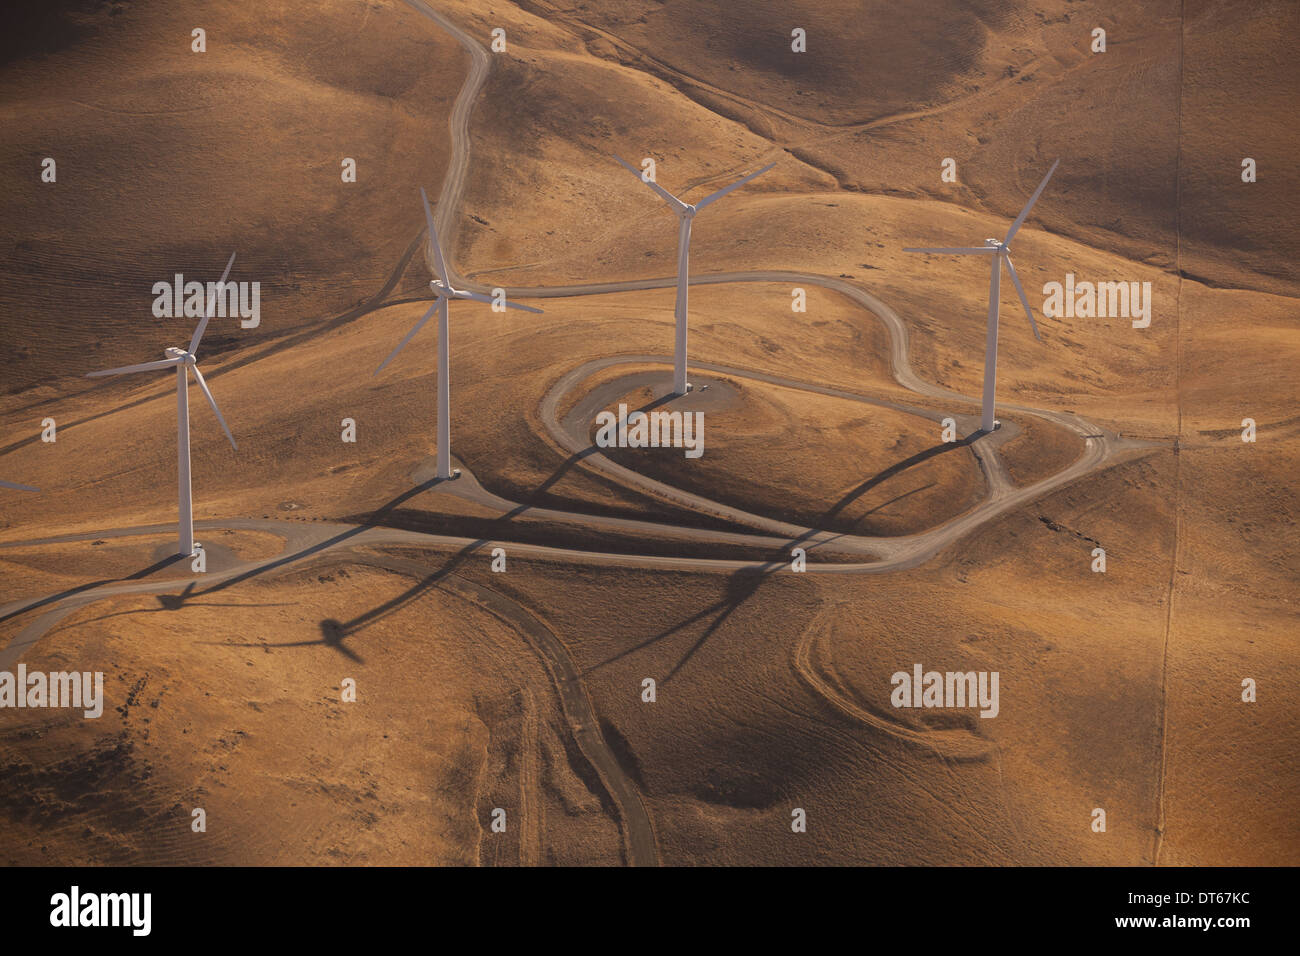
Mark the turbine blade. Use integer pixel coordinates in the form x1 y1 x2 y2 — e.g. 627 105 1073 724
188 250 238 355
87 358 182 377
455 289 544 313
1004 159 1060 244
613 155 687 212
1003 255 1042 342
420 187 450 282
374 301 439 376
694 162 776 211
503 300 544 314
0 480 39 492
903 246 998 255
190 364 238 450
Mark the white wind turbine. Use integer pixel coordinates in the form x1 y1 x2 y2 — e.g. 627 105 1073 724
375 188 543 481
905 159 1060 433
87 252 239 556
614 155 775 395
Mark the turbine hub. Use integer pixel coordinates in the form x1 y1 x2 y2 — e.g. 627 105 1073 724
430 280 452 297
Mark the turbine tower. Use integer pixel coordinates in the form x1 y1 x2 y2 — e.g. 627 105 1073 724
375 188 543 481
905 159 1060 433
614 155 775 395
87 253 239 556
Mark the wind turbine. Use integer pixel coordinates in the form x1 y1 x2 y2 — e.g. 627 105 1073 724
0 480 38 492
375 188 543 481
904 159 1060 433
614 155 775 395
87 252 239 556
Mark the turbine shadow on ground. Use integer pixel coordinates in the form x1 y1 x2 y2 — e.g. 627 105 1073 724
521 386 689 507
823 431 981 531
294 485 623 660
0 553 185 626
110 475 460 634
195 491 542 662
74 578 292 629
572 433 986 684
290 422 971 679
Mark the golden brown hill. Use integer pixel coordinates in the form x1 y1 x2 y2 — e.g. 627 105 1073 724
0 0 464 394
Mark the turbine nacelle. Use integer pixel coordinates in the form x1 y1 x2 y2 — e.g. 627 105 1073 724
374 187 546 481
613 154 775 219
376 189 545 381
84 252 240 554
903 160 1060 433
904 160 1059 349
612 153 775 394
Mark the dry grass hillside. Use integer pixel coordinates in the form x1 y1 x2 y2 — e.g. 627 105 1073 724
444 0 1296 297
0 0 464 394
0 0 1294 867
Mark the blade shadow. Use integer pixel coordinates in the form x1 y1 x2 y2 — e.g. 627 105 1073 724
587 558 784 685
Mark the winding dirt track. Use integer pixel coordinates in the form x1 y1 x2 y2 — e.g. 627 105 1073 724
0 0 1162 867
